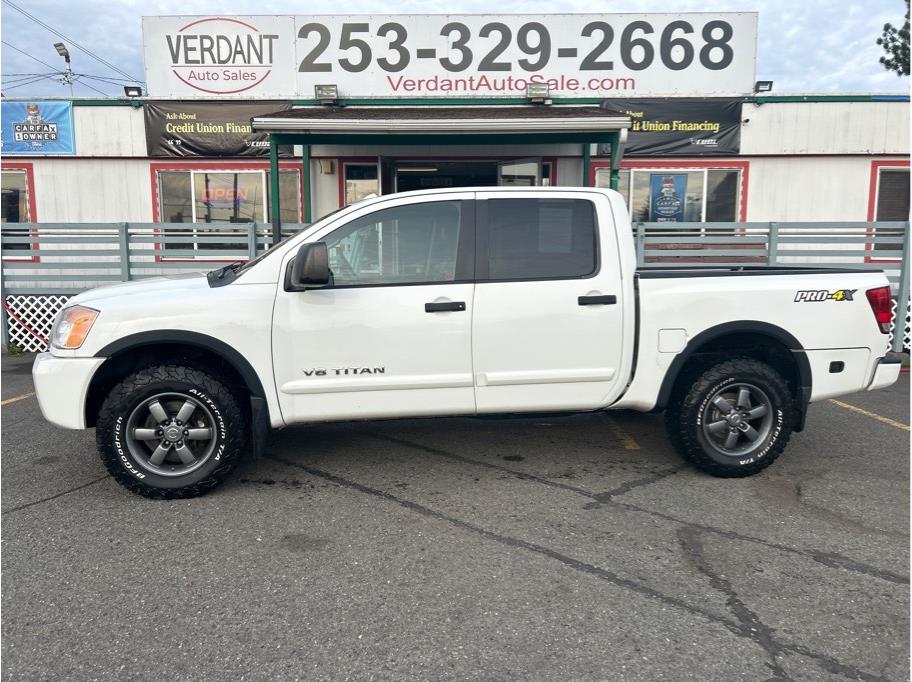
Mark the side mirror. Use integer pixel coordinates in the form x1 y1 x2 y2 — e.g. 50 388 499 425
286 242 332 291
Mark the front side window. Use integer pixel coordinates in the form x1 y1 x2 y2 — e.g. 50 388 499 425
325 200 463 286
484 198 596 280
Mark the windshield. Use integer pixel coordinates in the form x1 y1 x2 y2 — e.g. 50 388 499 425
231 205 350 276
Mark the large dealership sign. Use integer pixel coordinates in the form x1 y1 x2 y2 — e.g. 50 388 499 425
144 101 291 156
143 14 758 98
0 101 75 155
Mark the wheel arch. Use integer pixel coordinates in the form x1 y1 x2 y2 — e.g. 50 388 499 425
655 321 812 430
86 330 268 429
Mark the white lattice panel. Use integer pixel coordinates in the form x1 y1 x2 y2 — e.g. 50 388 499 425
4 295 71 352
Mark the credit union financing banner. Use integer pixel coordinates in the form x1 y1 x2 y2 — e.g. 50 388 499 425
600 98 742 155
1 101 75 155
144 101 291 157
142 14 758 98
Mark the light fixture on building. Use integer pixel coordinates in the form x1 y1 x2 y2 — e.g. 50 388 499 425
315 84 339 105
526 83 550 104
319 159 335 174
754 80 773 93
54 42 70 63
123 85 143 97
397 166 438 173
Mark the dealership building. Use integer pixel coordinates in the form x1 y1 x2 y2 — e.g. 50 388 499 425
1 13 909 236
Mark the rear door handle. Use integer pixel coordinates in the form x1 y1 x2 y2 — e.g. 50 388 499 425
578 295 617 306
425 301 466 313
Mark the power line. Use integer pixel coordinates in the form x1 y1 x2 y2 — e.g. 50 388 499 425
1 39 59 71
71 75 113 97
2 74 57 91
1 0 144 84
76 73 138 85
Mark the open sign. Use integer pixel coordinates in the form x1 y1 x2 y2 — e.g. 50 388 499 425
201 187 250 205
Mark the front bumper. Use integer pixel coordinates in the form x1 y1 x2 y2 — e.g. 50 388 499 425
32 352 105 429
867 353 903 392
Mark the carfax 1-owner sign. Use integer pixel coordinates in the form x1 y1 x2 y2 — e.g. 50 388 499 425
0 101 75 155
142 13 758 98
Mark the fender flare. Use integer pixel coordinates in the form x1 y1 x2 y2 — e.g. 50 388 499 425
654 321 812 430
94 329 268 400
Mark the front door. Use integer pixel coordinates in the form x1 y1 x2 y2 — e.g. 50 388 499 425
472 190 627 413
272 193 476 423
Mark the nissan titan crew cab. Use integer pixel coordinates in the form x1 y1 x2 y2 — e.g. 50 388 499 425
33 188 902 498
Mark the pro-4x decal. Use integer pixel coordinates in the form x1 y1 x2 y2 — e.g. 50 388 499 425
794 289 857 302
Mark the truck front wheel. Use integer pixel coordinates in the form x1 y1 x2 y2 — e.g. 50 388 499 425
96 364 247 498
666 358 797 477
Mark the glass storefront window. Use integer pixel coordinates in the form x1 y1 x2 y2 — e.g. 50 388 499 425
157 168 301 256
345 164 379 205
596 166 740 223
705 170 739 222
1 170 28 223
2 170 30 254
873 168 910 256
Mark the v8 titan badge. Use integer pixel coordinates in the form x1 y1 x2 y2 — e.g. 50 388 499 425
794 289 857 302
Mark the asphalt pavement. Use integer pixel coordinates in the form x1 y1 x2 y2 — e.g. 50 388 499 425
2 352 909 681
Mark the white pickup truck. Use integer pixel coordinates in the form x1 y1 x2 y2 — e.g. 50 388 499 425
33 187 901 498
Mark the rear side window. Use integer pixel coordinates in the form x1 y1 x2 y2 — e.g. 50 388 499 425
484 198 597 280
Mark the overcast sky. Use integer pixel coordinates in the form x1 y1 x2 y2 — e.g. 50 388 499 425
1 0 909 97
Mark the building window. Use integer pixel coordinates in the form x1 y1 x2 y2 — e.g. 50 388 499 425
2 170 29 224
156 168 300 256
542 161 554 187
484 198 597 280
2 169 31 255
873 167 910 256
596 167 742 223
345 163 379 205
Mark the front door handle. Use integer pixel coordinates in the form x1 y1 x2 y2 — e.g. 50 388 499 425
425 301 466 313
578 295 617 306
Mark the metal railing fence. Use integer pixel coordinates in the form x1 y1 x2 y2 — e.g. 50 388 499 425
1 220 909 353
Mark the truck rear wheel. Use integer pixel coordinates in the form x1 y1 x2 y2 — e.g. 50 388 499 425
96 364 247 499
666 358 796 477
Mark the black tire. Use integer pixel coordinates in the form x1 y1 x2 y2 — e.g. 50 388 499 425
665 358 796 477
97 364 247 499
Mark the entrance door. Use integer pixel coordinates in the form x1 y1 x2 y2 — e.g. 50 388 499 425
272 192 477 423
497 158 541 186
472 190 627 413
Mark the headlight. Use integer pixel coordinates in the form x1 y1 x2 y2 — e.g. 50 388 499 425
51 305 99 349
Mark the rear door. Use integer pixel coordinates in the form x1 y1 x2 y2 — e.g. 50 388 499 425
472 190 626 413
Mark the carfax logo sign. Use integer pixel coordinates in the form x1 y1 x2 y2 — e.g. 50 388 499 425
1 101 75 155
145 16 296 97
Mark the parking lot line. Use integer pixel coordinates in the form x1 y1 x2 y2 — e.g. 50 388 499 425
828 399 910 432
605 415 641 450
1 392 35 407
